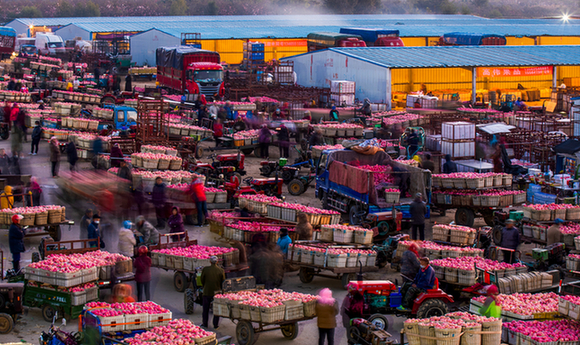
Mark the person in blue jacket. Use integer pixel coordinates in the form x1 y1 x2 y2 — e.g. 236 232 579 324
276 227 292 257
398 257 435 311
87 214 104 248
9 214 25 271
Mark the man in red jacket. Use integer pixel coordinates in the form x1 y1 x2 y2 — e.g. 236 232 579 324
213 119 223 147
189 178 207 226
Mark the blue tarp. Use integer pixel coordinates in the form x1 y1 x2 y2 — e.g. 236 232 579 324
339 28 400 43
0 27 16 37
441 32 505 45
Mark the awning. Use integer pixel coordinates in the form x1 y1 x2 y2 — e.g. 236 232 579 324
476 123 516 134
554 138 580 155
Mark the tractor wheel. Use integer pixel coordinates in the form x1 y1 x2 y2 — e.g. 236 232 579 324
232 173 243 187
349 204 363 225
342 273 356 289
376 252 388 268
368 314 389 331
236 320 258 345
195 146 204 159
233 121 246 132
492 225 503 245
376 221 390 236
282 170 294 182
416 299 449 319
455 208 475 227
48 225 62 242
347 326 361 343
280 323 299 340
548 264 566 281
72 331 84 343
184 288 196 315
299 267 314 283
32 252 40 263
173 271 189 292
101 96 116 105
254 147 263 158
482 210 495 227
0 130 9 141
288 180 305 196
261 165 272 177
0 313 14 334
241 148 254 155
42 304 57 322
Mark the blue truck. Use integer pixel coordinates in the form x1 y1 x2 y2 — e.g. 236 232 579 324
339 28 404 47
42 105 137 133
315 149 430 231
438 32 506 46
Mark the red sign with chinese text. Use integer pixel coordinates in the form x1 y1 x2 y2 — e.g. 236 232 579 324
477 66 553 78
265 40 307 48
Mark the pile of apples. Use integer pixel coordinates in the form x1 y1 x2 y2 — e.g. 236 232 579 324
472 293 558 315
215 289 316 307
152 245 237 259
86 301 170 316
28 250 131 273
125 319 214 345
399 240 483 255
504 320 580 343
432 256 525 271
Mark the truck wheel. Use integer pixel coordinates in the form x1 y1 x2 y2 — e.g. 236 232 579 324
299 267 314 283
184 288 196 314
173 271 189 292
0 313 14 334
281 323 299 340
236 320 258 345
42 304 57 322
342 273 356 289
241 148 254 155
349 204 363 225
348 326 362 343
416 299 448 319
455 208 475 227
288 180 305 196
368 314 389 331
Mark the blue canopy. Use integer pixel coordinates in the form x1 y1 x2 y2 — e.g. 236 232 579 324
441 32 505 45
0 27 16 37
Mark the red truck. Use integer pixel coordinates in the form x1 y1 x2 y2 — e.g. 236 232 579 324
0 27 16 60
307 32 367 52
156 46 224 100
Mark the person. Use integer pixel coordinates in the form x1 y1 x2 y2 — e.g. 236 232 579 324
11 124 22 158
110 143 124 168
38 100 45 110
409 193 427 240
296 213 313 240
401 242 421 283
273 108 282 120
93 136 103 156
16 109 26 142
258 125 271 159
10 103 19 129
49 137 60 178
27 177 42 206
94 68 100 89
209 102 219 119
303 111 312 122
66 138 78 172
9 214 25 271
479 285 501 318
118 160 133 183
88 214 104 248
134 246 152 302
387 161 410 198
358 98 371 116
329 106 339 122
30 121 42 155
118 220 136 258
421 153 435 172
189 178 207 226
547 218 564 245
225 101 234 120
309 128 323 148
80 209 93 240
0 185 14 209
315 288 339 345
443 154 458 174
151 177 167 228
167 206 185 242
111 283 135 303
135 215 159 245
213 119 223 147
413 99 421 108
200 255 225 329
501 219 520 264
276 227 292 257
278 124 290 159
398 257 435 311
197 104 208 125
407 129 420 157
491 144 503 173
125 74 133 92
0 149 10 174
2 103 11 125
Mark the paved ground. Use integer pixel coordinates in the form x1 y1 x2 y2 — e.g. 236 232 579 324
0 133 493 344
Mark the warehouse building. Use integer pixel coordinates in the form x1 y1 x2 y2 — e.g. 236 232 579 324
281 45 580 108
6 15 580 64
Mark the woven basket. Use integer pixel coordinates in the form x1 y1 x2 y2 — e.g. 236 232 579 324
434 327 462 345
419 324 436 345
48 209 62 223
320 226 334 242
481 320 502 345
158 158 170 170
567 208 580 221
453 178 467 189
143 158 159 169
21 213 35 226
385 192 400 203
553 208 567 220
35 211 48 226
442 178 455 189
215 193 227 204
169 159 182 170
493 175 503 186
205 192 216 203
466 178 485 189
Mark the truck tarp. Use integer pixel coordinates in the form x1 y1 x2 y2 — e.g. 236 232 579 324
156 46 220 69
339 28 399 43
0 27 16 37
441 32 505 45
326 150 427 206
307 32 362 42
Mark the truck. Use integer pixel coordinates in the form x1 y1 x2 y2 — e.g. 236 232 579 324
438 32 506 46
307 32 367 52
156 46 224 101
35 33 66 56
339 28 404 47
315 149 430 227
0 26 16 59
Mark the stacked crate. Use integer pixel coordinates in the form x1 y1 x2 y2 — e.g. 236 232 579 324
243 41 265 66
330 80 355 106
441 121 475 159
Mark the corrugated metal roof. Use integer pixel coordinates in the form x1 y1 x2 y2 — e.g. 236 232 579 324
292 45 580 68
7 15 580 39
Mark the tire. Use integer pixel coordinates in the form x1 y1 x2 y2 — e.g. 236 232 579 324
342 273 356 289
236 320 257 345
32 252 40 263
232 172 243 186
281 170 294 182
184 288 196 314
261 165 272 177
349 204 363 225
482 210 495 227
241 148 254 155
102 96 115 105
173 271 189 292
254 147 263 158
195 146 204 159
280 322 299 340
368 314 389 331
42 304 57 322
347 325 361 343
288 180 305 196
0 130 8 141
492 225 503 245
416 299 449 319
548 264 566 281
376 221 390 237
376 252 387 268
72 331 84 343
48 225 62 242
0 313 13 334
233 121 246 132
455 208 475 227
299 267 314 283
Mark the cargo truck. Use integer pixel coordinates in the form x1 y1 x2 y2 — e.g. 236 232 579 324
35 33 66 56
438 33 506 46
156 46 224 101
339 28 404 47
315 149 430 227
307 32 367 52
0 26 16 59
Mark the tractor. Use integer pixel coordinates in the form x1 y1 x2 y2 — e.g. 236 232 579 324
0 282 24 334
347 318 392 345
342 279 453 331
399 127 425 159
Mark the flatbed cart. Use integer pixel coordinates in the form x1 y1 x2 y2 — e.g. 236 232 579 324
233 316 312 345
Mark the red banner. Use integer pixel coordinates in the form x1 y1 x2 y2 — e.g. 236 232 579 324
265 40 307 48
477 66 553 78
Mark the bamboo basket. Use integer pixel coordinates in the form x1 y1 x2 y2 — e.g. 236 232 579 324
21 213 36 226
35 211 48 226
142 158 159 169
169 159 182 170
157 158 170 170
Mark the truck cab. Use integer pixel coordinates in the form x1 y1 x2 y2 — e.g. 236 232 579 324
307 32 367 52
375 37 404 47
185 62 224 100
20 45 37 57
35 33 65 56
99 105 138 132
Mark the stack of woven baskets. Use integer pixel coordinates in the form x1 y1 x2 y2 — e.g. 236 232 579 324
0 205 65 226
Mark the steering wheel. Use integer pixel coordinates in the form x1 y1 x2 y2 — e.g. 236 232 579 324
243 177 253 186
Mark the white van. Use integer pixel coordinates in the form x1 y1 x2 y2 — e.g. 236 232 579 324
35 33 65 56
